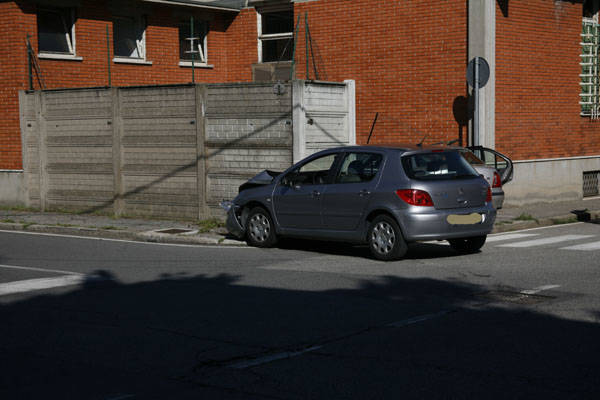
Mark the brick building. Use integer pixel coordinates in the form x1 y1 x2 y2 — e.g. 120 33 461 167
1 0 600 207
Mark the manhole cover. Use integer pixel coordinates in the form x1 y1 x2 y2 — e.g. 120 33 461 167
155 228 194 234
476 290 555 305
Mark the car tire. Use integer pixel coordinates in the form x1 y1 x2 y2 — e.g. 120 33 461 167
368 215 408 261
246 207 278 248
448 235 487 254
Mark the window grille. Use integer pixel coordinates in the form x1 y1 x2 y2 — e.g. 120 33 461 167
583 170 600 197
580 18 600 117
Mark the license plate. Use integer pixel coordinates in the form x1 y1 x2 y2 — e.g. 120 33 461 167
447 213 482 225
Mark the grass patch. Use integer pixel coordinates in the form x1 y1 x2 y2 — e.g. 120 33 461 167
1 219 16 224
0 205 39 212
54 223 77 228
514 213 539 223
551 216 578 225
198 218 225 233
20 221 36 229
101 226 123 230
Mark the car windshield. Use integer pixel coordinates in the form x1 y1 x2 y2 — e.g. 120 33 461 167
401 151 480 181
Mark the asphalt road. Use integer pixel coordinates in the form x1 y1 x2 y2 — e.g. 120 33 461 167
1 221 600 399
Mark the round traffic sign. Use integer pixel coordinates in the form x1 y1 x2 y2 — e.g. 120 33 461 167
467 57 490 88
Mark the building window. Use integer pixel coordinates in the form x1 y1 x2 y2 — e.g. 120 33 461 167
179 20 208 65
113 16 146 60
258 9 293 63
37 7 76 55
581 0 600 117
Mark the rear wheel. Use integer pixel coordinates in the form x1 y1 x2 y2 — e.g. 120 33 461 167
246 207 278 248
368 215 408 261
448 235 487 254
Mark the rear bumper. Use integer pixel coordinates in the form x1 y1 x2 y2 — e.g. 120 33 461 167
395 204 496 242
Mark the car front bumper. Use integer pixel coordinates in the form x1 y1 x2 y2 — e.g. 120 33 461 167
222 201 246 239
396 204 496 242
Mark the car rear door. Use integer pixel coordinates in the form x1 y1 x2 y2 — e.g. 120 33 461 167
321 151 384 230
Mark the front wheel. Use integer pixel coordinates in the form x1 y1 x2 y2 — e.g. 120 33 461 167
368 215 408 261
448 235 487 254
246 207 278 248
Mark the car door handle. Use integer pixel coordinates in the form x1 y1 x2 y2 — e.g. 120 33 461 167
358 189 371 197
311 190 321 198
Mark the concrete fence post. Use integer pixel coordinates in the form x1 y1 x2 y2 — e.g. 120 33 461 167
292 80 306 163
18 91 30 207
36 90 48 211
111 87 124 216
344 79 356 145
195 84 209 219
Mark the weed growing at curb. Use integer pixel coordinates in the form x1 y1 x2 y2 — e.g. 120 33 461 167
101 226 123 230
514 213 539 223
550 217 578 225
198 218 224 233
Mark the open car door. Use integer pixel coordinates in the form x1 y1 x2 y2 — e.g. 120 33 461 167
466 146 513 185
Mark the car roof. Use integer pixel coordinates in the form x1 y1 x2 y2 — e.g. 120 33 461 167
319 144 465 154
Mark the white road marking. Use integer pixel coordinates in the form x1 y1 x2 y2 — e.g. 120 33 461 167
496 235 594 248
0 263 83 276
387 310 452 328
560 241 600 251
0 275 86 296
105 395 136 400
520 285 561 295
489 222 583 235
485 233 539 243
230 345 323 369
0 230 250 249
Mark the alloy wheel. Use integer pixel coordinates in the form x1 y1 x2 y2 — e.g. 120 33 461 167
371 221 396 255
248 213 271 243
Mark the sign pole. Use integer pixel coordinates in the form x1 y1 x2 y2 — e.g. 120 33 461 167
474 57 479 146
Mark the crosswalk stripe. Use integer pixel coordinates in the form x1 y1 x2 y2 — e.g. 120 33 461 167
486 233 539 243
0 276 85 296
496 234 595 248
560 241 600 251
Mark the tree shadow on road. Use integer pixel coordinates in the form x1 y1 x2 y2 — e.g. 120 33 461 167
1 270 599 399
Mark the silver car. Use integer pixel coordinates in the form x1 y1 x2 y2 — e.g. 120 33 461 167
223 146 496 261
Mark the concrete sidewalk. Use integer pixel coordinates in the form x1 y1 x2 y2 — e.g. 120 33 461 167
1 197 599 246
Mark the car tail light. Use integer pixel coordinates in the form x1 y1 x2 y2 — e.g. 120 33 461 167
492 171 502 188
485 186 492 203
396 189 434 207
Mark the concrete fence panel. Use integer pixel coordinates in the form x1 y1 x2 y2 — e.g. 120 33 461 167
19 80 355 220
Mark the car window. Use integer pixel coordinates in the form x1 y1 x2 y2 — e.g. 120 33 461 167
402 151 479 181
460 150 484 165
335 152 383 183
285 153 337 186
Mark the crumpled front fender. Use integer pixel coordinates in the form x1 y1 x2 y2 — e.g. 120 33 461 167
225 204 246 239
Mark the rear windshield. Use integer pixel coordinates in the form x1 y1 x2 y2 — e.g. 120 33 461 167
401 151 480 181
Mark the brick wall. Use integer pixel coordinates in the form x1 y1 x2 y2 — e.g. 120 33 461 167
0 1 258 170
496 0 600 160
0 1 30 170
292 0 468 147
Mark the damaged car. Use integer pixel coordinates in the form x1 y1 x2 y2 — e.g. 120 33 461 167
222 146 496 261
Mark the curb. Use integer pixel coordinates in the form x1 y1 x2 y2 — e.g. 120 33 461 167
0 222 247 247
2 209 598 246
492 210 600 234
